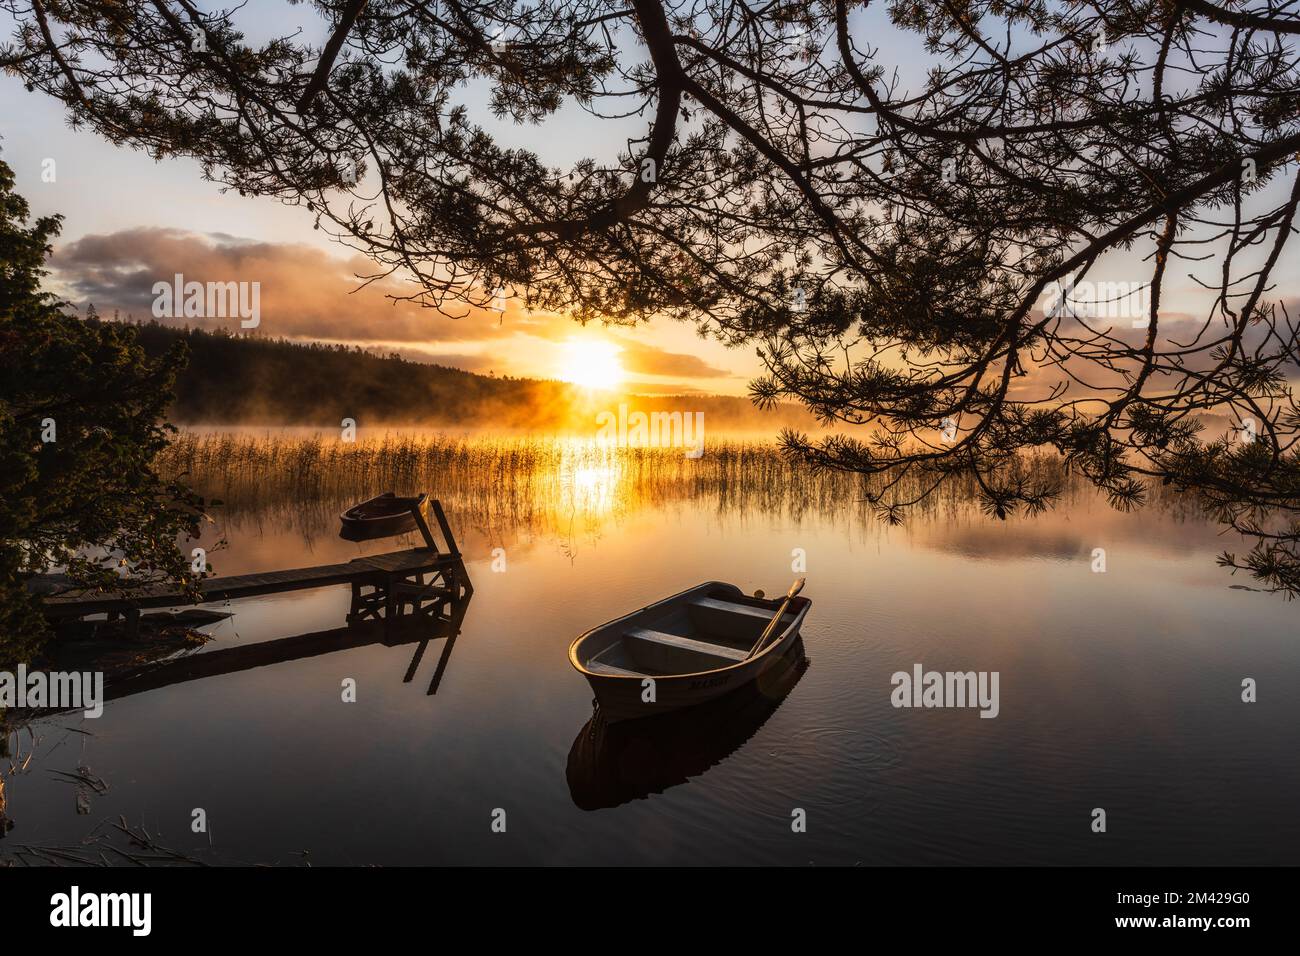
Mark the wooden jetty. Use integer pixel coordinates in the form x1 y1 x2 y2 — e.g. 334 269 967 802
35 498 472 635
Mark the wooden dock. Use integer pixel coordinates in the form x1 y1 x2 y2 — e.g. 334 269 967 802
35 498 472 633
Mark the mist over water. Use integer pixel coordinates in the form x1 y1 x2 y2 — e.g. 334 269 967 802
4 431 1297 865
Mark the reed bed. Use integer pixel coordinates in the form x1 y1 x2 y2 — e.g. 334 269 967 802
156 430 1179 547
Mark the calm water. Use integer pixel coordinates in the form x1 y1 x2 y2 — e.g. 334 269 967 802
4 436 1299 865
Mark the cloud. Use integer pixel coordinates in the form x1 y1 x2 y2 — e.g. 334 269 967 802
388 349 502 373
50 227 516 344
612 335 732 379
623 381 708 395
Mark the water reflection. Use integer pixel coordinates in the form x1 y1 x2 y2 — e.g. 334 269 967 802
0 597 471 858
109 597 472 704
567 638 809 810
5 432 1294 866
562 463 620 514
5 598 472 729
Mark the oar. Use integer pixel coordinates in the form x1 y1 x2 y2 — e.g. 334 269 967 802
746 578 805 659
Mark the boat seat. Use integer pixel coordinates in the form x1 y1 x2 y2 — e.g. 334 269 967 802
690 596 793 621
624 627 748 663
584 660 646 678
688 596 796 642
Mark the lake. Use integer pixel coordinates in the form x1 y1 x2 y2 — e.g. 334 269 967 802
3 432 1298 865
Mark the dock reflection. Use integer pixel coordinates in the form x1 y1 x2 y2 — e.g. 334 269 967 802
102 595 472 704
0 598 473 846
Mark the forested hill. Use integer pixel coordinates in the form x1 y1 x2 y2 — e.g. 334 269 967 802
129 322 813 430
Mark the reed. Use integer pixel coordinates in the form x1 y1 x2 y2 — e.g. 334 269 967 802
155 430 1117 545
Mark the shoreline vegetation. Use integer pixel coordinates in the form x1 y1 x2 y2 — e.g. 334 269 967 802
157 431 1211 545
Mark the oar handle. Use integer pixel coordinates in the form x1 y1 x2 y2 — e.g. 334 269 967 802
746 578 805 659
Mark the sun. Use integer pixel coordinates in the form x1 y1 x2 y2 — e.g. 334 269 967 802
559 339 625 390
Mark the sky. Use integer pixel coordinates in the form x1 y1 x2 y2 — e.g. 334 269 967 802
0 4 760 396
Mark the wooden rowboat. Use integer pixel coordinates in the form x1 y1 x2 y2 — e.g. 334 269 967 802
568 581 811 723
339 492 429 541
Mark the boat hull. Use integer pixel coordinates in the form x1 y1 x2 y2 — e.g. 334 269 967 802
569 582 811 723
339 492 428 541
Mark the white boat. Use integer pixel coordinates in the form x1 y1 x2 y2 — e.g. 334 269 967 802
568 581 811 722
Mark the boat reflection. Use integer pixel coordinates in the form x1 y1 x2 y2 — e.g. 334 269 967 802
566 637 808 810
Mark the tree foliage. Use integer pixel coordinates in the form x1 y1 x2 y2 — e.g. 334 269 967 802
0 161 206 667
4 0 1300 592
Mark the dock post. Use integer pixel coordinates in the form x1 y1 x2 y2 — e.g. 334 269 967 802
383 574 396 627
430 499 473 598
347 581 361 625
412 501 439 552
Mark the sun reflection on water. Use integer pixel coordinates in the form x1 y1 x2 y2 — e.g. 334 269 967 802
558 443 622 514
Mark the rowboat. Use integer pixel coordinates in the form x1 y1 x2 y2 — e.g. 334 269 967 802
567 637 808 809
568 581 811 722
339 492 429 541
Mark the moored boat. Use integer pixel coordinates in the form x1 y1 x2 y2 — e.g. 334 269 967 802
339 492 429 541
568 580 811 722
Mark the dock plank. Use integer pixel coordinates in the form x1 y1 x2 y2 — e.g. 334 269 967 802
37 547 460 618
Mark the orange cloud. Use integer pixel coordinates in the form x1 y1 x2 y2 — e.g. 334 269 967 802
50 227 509 343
